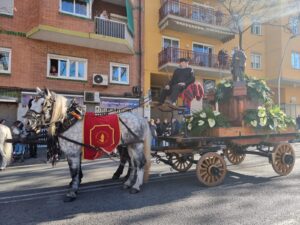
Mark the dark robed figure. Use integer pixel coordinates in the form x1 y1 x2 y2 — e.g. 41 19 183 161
160 58 195 105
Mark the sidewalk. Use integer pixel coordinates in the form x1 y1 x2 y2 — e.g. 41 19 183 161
10 147 49 167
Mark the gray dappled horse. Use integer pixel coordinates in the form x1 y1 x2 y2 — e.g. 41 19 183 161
24 88 151 202
0 124 13 170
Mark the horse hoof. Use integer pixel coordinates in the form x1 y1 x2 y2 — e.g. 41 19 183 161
63 191 77 202
112 174 120 180
123 184 130 190
63 196 76 202
129 188 140 194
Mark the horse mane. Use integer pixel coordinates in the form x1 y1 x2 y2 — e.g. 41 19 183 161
49 92 68 136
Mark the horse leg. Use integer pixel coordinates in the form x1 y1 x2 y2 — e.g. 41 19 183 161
124 143 146 194
112 146 126 180
64 152 83 202
123 151 135 190
124 157 131 180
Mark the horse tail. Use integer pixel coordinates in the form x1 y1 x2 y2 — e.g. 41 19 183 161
1 125 13 165
143 120 151 183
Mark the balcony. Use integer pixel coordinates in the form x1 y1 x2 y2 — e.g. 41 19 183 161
159 0 236 43
158 47 231 77
27 17 134 54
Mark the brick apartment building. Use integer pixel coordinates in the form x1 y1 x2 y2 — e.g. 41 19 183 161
0 0 144 126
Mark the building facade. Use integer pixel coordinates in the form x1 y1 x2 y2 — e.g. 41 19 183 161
143 0 300 119
0 0 143 126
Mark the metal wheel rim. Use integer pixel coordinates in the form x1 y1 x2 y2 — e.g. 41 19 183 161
224 148 245 165
170 153 194 172
196 152 227 187
272 143 295 176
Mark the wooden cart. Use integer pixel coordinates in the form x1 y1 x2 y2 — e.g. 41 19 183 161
152 128 297 187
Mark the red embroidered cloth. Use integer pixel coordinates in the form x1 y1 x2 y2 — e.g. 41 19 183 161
180 82 204 107
83 113 121 160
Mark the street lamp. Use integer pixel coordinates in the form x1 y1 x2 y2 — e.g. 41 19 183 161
277 34 299 106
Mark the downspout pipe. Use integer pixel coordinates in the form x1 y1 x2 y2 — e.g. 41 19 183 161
138 0 142 97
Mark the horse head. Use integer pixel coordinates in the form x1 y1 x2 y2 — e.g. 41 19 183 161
24 87 56 133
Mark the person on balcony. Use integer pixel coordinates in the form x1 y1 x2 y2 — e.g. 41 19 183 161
159 58 195 105
100 10 109 20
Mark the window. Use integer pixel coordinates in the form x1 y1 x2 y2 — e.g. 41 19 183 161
110 63 129 85
60 0 91 18
47 54 87 80
193 43 213 67
251 53 261 69
292 52 300 70
0 48 11 74
251 23 262 35
162 37 180 62
289 16 299 35
0 0 14 16
162 37 179 49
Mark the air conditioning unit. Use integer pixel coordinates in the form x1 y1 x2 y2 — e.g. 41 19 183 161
93 74 108 86
84 91 100 103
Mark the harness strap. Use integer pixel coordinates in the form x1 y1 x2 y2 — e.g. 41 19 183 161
58 134 109 156
119 117 142 142
58 134 143 155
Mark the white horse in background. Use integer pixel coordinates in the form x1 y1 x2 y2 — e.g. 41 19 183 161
0 124 13 170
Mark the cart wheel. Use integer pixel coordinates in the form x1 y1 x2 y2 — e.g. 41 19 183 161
169 153 194 172
196 152 227 187
272 143 295 176
224 147 245 165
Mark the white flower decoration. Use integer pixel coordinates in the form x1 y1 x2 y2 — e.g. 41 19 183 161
257 106 266 118
259 117 267 127
250 120 257 127
224 82 231 88
213 111 220 116
273 119 278 128
247 82 255 88
208 118 216 127
200 112 207 118
198 120 205 126
187 123 192 130
189 116 193 122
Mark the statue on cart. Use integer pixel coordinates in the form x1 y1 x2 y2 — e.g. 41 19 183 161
231 49 246 82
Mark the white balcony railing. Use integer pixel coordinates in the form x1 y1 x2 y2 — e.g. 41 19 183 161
95 17 133 48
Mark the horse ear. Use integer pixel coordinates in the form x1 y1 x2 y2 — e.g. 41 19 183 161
36 87 43 95
44 88 52 98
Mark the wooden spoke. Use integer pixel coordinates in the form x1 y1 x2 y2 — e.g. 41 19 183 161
224 147 245 165
196 152 227 187
169 153 194 172
272 143 295 176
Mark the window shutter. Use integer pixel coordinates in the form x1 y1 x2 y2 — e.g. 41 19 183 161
126 0 134 36
0 0 14 15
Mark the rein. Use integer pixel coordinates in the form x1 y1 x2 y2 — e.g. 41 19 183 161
57 134 111 157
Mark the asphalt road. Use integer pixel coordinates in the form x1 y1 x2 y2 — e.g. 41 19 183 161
1 144 300 225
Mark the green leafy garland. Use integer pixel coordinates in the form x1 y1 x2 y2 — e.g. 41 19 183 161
213 74 296 131
215 75 273 104
243 105 296 131
186 107 229 135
